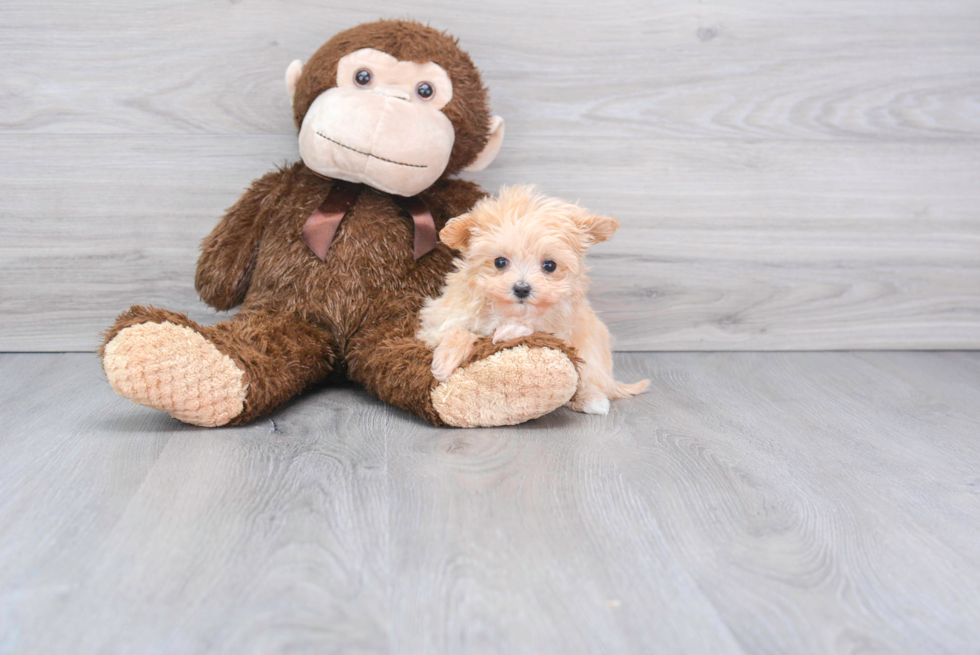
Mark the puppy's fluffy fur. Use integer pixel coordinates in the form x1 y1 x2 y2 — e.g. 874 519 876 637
418 185 648 414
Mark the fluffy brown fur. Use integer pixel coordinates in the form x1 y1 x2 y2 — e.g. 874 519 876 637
100 21 578 427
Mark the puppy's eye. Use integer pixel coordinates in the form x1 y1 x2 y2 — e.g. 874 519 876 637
354 69 373 86
494 257 508 269
416 82 435 100
542 260 557 273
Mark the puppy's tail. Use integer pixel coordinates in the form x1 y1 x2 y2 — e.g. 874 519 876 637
608 378 650 399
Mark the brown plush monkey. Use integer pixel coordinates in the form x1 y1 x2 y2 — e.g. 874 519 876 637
100 20 579 428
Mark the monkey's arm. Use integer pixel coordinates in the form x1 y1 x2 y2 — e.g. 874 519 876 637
195 168 290 311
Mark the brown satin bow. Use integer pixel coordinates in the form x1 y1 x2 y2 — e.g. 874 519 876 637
301 180 438 262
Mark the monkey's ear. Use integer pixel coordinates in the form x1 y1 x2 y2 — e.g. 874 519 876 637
576 212 620 246
462 116 505 172
286 60 304 102
439 213 477 251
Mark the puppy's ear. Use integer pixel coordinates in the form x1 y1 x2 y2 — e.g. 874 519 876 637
439 213 476 251
576 211 620 246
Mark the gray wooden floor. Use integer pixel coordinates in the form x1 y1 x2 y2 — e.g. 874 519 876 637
1 351 978 654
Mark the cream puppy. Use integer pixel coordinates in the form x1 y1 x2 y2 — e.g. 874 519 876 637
418 185 648 414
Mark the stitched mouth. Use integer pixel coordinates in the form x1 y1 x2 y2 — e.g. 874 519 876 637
316 132 427 169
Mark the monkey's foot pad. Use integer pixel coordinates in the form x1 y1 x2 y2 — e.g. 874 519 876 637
432 345 578 428
102 322 246 427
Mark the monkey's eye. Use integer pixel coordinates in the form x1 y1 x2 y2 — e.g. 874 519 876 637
542 260 557 273
354 69 373 87
494 257 508 269
416 82 435 100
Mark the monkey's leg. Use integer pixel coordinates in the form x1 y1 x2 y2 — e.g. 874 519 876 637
346 303 580 427
100 306 336 427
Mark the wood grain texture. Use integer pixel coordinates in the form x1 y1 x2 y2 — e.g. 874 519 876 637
0 354 391 654
1 0 979 351
2 134 977 351
2 351 979 653
4 1 979 141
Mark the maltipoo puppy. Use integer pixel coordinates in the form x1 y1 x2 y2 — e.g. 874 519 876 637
418 185 648 414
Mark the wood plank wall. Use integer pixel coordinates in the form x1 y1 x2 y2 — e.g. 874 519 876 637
1 1 978 351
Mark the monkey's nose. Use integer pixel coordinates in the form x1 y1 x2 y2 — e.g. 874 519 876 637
512 282 532 299
372 86 411 102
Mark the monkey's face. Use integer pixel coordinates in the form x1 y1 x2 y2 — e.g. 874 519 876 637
293 49 459 196
288 21 505 197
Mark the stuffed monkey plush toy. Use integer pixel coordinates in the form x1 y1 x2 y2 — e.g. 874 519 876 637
100 20 579 428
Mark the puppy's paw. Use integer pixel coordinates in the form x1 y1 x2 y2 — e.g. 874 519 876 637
582 395 611 415
567 389 610 415
431 330 477 381
492 323 534 344
432 346 463 382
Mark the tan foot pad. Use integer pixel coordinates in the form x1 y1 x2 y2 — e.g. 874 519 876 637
102 322 246 427
432 346 578 428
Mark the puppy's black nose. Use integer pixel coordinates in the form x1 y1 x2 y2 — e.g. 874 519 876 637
512 282 532 299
